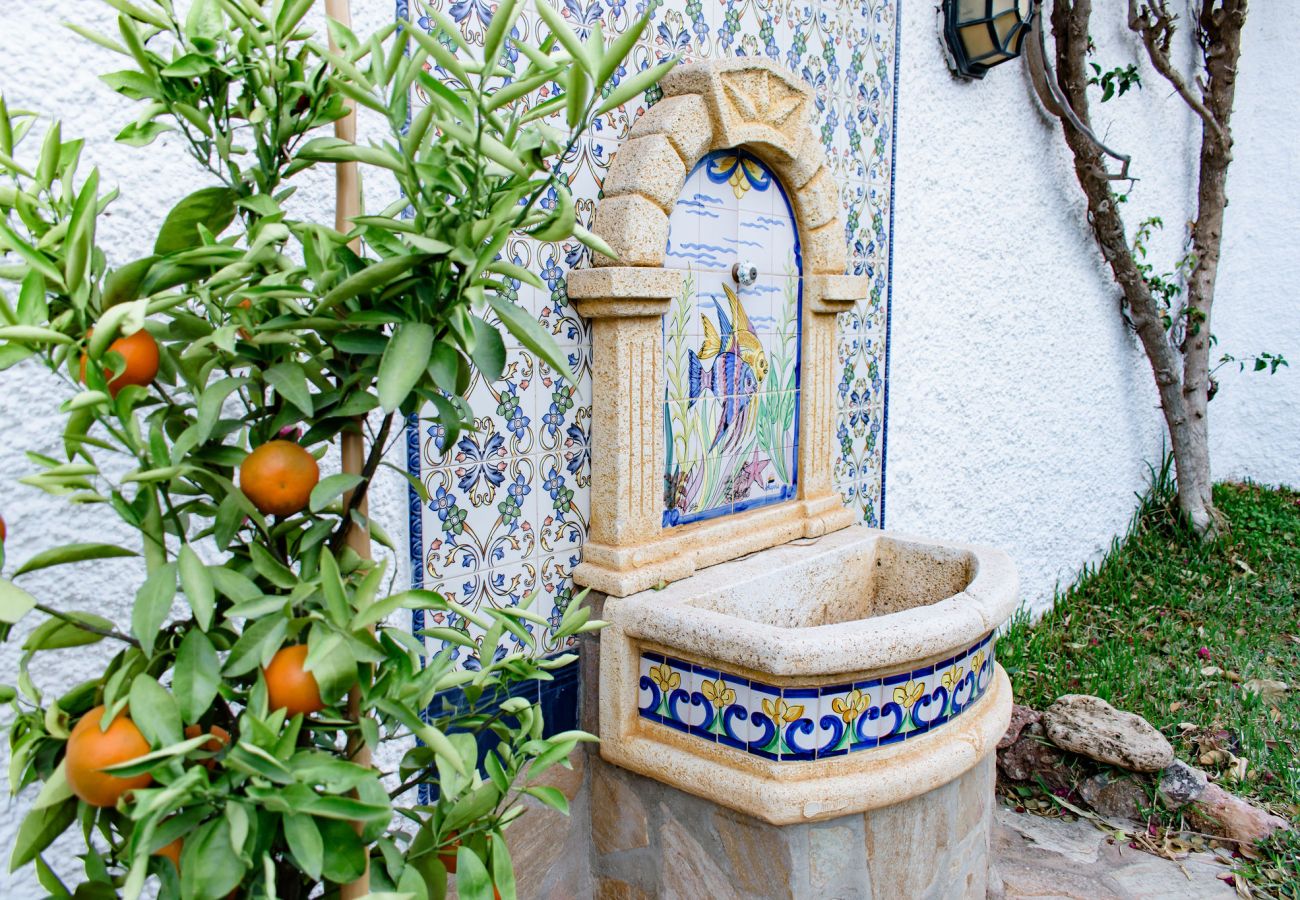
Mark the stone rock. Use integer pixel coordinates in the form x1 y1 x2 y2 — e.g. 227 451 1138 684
1188 782 1291 847
596 878 651 900
999 704 1043 750
591 764 649 855
712 808 794 898
997 731 1069 793
1157 760 1209 809
1043 695 1174 772
995 805 1104 865
659 810 741 900
1078 771 1149 822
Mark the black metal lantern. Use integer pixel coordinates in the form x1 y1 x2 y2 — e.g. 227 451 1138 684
943 0 1036 79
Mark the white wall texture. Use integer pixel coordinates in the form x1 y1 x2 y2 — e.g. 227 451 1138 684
0 0 1294 893
886 0 1298 610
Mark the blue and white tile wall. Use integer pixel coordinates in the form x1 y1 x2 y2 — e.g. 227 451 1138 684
401 0 899 665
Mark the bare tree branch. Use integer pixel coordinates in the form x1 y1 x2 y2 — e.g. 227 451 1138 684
1128 0 1230 157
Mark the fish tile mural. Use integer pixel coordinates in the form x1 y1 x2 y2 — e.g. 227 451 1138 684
399 0 900 666
663 150 801 527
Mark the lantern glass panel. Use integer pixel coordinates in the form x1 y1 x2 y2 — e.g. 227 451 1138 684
990 0 1018 15
961 22 996 59
994 10 1019 42
957 0 986 19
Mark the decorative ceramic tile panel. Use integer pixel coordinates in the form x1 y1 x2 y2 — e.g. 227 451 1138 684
662 150 800 527
399 0 901 666
637 634 998 761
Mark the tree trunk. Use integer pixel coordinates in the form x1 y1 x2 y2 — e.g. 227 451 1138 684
1049 0 1247 538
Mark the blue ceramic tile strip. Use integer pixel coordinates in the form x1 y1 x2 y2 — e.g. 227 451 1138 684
638 633 996 762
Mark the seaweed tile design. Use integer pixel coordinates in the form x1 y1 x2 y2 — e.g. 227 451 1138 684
662 150 801 528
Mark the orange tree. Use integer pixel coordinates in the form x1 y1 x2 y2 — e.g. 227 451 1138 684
0 1 670 897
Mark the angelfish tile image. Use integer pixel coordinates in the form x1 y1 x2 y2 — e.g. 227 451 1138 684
662 149 802 528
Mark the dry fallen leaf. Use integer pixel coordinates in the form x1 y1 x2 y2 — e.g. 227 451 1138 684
1243 678 1289 702
1203 666 1224 677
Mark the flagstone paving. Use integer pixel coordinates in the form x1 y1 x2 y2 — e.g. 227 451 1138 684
993 805 1240 899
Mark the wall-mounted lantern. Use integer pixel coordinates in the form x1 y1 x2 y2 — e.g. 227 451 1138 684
942 0 1133 180
941 0 1036 79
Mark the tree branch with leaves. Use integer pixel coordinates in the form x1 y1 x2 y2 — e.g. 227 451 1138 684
0 1 671 897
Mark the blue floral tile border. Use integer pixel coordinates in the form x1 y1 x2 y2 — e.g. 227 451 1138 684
636 633 996 761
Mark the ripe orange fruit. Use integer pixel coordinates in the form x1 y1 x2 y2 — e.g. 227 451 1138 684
154 836 182 870
65 705 153 807
80 328 160 396
438 832 460 873
263 645 324 717
238 440 319 517
183 723 231 770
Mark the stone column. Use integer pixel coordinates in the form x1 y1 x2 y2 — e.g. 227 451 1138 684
800 274 867 519
568 268 684 571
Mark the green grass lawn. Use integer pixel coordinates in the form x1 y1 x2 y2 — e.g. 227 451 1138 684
1000 469 1300 897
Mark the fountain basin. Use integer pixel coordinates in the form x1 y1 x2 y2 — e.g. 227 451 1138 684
597 524 1018 825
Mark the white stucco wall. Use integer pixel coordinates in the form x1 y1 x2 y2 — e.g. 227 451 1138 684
0 0 1295 893
885 0 1297 612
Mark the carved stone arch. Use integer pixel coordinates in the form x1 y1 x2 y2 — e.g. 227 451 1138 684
570 58 864 598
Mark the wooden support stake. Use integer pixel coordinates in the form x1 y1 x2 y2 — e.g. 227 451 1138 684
322 1 372 898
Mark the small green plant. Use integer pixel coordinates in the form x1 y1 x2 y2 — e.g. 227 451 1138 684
0 1 671 897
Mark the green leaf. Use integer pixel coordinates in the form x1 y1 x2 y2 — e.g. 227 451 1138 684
595 58 676 116
378 322 434 413
317 818 366 884
283 814 323 881
154 187 237 255
598 12 652 86
128 673 182 748
454 844 493 900
350 589 450 631
223 614 287 677
427 341 460 394
318 550 349 628
264 361 314 416
9 797 76 871
316 253 431 313
572 223 617 261
131 563 176 655
22 611 113 651
178 545 214 631
160 53 214 77
469 316 506 383
249 543 297 590
488 294 574 382
209 566 261 605
31 761 73 810
15 543 138 576
308 473 364 513
180 817 245 899
526 181 574 242
524 784 570 815
173 628 220 723
0 578 37 625
303 630 356 704
534 0 595 76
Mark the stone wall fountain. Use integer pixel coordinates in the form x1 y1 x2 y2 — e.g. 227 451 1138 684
568 58 1019 898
